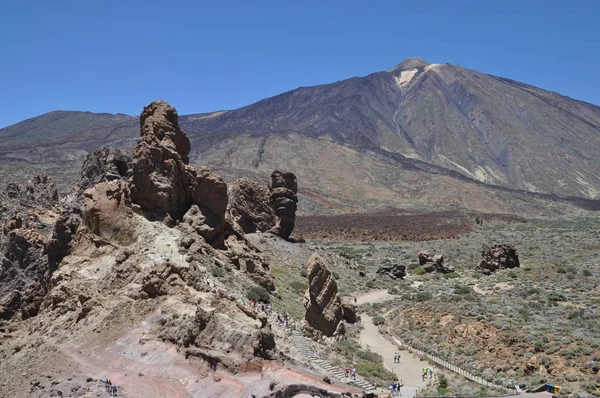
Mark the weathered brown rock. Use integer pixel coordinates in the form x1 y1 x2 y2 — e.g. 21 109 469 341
253 324 276 359
303 254 344 337
269 170 297 240
189 167 228 247
340 297 358 323
418 250 454 273
478 244 520 273
82 180 135 245
130 100 195 219
228 178 276 234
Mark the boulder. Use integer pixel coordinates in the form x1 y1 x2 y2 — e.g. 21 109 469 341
478 244 520 273
130 100 195 219
253 324 277 359
418 251 454 273
227 178 276 233
269 170 298 240
303 254 346 336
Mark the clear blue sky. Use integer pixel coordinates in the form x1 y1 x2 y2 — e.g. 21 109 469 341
1 0 599 128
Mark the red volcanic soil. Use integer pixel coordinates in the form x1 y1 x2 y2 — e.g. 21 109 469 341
295 211 525 242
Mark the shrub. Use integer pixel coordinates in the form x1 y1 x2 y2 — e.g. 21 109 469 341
412 267 427 276
534 341 546 353
365 280 376 288
583 269 593 277
290 281 307 295
444 272 460 279
354 361 396 382
300 269 307 278
407 263 420 271
438 374 449 390
332 271 340 279
453 284 472 295
372 316 386 326
547 292 566 302
415 292 432 301
246 286 270 303
211 267 225 278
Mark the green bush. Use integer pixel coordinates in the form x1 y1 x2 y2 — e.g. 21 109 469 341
453 284 472 295
211 267 225 278
290 281 307 295
583 269 593 277
407 263 420 271
412 267 427 276
444 272 460 279
438 374 449 391
372 316 386 326
547 292 566 302
246 286 271 303
354 361 396 382
415 292 432 301
332 271 340 279
365 280 376 288
356 349 382 363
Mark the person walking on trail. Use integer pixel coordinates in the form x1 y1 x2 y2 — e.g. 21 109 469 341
422 368 427 381
389 384 394 395
352 367 356 380
394 352 397 363
397 353 401 362
428 368 433 379
345 367 349 378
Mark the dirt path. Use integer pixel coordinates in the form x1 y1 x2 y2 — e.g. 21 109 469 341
357 290 431 397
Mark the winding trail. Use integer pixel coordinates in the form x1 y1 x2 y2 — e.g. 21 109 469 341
357 290 431 397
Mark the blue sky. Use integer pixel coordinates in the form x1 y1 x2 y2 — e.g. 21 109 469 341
1 0 599 127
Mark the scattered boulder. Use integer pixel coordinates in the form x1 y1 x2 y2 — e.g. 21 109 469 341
269 170 298 240
303 254 348 337
129 100 195 219
228 178 276 234
253 324 277 360
418 251 454 273
376 264 407 279
478 244 520 273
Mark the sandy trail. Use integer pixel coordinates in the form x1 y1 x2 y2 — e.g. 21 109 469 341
357 290 431 397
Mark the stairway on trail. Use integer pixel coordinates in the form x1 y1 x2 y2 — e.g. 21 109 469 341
278 324 376 392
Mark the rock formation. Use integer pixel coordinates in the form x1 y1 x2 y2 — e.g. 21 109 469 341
478 244 520 273
303 254 351 337
129 100 195 219
418 250 454 273
376 264 406 279
269 170 297 240
77 146 131 196
228 178 276 234
189 167 229 247
0 175 61 320
82 180 136 245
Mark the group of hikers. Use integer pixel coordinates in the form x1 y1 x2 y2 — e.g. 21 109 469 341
344 366 357 380
422 367 433 381
101 379 118 396
388 380 402 396
393 352 401 363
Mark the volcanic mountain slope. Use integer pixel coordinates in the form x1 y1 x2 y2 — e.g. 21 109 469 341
184 57 600 200
2 58 600 213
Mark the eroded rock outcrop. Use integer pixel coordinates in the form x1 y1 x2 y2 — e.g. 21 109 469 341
0 175 61 320
269 171 297 240
130 100 195 219
228 178 276 234
478 244 520 273
77 146 131 196
418 250 454 273
303 254 344 337
82 180 135 245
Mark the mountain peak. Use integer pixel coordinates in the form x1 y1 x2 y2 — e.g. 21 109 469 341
388 57 430 72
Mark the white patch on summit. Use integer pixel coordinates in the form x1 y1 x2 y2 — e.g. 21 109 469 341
395 68 418 86
424 63 440 72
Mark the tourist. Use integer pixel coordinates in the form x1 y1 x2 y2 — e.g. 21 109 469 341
428 368 433 379
352 367 356 380
345 367 349 378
